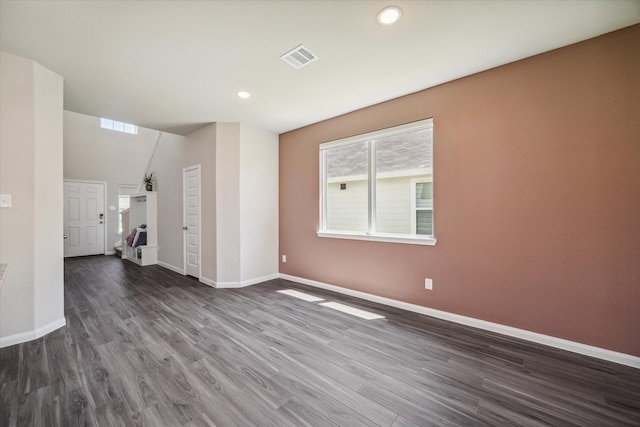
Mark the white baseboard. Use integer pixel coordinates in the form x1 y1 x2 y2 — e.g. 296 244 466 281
214 281 244 288
200 276 215 287
105 250 116 256
200 273 280 289
0 317 66 349
158 261 184 275
239 273 279 288
279 274 640 369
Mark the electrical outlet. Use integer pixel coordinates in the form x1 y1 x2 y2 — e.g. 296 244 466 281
425 278 433 290
282 255 287 263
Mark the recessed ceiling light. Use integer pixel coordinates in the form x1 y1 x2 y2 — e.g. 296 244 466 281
377 6 402 25
237 91 251 99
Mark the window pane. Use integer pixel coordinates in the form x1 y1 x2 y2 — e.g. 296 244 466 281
319 118 434 243
415 182 433 209
325 142 368 232
113 120 125 132
124 123 138 134
416 210 433 235
101 118 138 134
100 118 113 129
376 129 432 234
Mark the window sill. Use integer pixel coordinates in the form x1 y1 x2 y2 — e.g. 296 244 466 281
317 231 437 246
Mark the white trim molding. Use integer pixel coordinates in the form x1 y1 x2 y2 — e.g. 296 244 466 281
0 317 66 349
199 276 215 287
319 118 435 246
158 261 185 275
214 281 245 289
199 273 280 289
182 164 202 280
239 273 279 287
279 273 640 369
317 231 436 246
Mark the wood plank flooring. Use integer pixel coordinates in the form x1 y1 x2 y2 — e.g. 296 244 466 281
1 255 639 426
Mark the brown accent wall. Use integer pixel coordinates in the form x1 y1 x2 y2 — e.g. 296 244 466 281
279 25 640 356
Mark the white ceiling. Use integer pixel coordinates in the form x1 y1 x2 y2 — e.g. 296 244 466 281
1 0 639 135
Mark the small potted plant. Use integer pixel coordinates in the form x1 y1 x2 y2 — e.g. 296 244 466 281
143 172 154 191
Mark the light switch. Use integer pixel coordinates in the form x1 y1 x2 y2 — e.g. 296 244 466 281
109 205 116 211
0 194 11 208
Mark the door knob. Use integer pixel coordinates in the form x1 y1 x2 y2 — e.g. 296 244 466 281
64 235 68 239
99 213 104 219
182 226 188 230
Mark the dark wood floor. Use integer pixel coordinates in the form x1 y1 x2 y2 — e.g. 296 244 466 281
1 256 639 426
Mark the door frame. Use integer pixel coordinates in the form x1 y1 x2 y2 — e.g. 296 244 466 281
183 165 202 278
63 179 108 256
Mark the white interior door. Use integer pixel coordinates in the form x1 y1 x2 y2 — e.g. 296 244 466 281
64 181 105 257
183 166 201 278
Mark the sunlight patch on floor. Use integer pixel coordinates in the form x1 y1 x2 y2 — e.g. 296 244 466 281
277 289 325 302
319 301 385 320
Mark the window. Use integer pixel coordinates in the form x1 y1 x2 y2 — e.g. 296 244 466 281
319 118 435 245
118 184 139 235
412 178 433 235
101 118 138 135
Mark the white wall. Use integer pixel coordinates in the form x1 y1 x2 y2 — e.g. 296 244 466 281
0 52 36 339
0 52 64 345
64 111 160 251
182 122 279 286
63 113 278 288
33 61 64 329
65 111 186 265
239 124 279 282
215 123 241 283
148 132 186 271
0 55 277 348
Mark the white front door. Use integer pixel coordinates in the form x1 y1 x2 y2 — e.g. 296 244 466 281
64 181 105 257
183 166 201 278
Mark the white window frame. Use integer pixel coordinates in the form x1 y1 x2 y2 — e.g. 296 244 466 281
410 177 433 236
318 118 436 246
101 118 138 135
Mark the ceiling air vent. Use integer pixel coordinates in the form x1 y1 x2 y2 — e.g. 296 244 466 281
280 44 318 69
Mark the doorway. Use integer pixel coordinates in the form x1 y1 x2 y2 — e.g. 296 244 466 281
183 165 201 278
64 180 106 257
